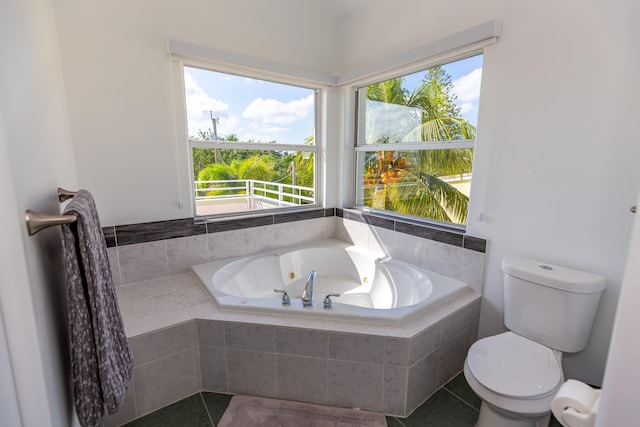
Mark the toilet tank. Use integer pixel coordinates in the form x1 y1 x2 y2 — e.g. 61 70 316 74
502 256 606 353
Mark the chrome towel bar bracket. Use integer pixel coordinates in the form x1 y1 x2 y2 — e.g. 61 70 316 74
25 188 78 236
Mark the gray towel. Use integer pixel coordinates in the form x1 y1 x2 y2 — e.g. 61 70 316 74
61 190 132 427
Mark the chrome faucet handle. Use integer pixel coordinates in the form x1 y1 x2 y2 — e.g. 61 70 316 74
273 289 291 306
301 293 314 308
323 293 340 310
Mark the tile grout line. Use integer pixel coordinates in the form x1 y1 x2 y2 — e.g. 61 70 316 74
223 323 230 392
199 392 216 426
131 378 138 422
442 386 480 413
391 415 408 427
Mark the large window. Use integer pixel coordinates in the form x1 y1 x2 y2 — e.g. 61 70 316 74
183 67 317 217
355 54 483 226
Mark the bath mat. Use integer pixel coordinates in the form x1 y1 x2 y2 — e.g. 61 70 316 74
218 395 388 427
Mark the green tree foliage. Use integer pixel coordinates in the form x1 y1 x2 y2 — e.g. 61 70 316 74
192 132 255 177
192 126 315 202
192 130 217 177
280 135 315 189
191 125 315 203
197 155 276 196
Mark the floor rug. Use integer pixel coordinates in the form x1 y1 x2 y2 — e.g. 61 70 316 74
218 395 388 427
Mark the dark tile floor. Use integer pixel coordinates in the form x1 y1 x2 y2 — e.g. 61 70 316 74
122 372 563 426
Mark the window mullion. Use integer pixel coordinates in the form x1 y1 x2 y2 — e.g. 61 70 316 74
190 140 317 152
354 140 475 152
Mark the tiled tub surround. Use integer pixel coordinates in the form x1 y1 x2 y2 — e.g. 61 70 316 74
105 209 337 286
106 272 481 426
101 209 487 424
104 208 486 294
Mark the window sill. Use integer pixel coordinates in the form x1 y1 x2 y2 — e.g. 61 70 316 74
339 207 485 253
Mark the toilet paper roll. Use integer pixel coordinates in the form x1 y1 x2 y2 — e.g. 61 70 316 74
552 380 600 424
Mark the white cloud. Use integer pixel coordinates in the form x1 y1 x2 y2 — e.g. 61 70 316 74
242 94 314 125
216 116 240 138
458 102 475 115
243 130 285 142
184 72 230 136
453 68 482 102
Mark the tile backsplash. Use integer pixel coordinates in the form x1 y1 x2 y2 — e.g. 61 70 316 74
104 208 487 293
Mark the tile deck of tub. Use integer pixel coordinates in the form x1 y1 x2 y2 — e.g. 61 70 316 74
115 272 480 339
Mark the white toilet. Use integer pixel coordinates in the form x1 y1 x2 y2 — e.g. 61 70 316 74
464 255 606 427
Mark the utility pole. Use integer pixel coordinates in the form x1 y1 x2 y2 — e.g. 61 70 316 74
208 111 219 140
208 111 219 163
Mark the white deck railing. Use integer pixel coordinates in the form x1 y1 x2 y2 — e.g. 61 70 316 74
194 179 314 206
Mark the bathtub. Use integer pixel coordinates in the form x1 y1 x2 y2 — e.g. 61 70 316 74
191 239 468 323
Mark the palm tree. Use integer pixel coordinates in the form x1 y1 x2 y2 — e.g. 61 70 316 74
363 67 475 224
403 68 476 142
197 155 275 197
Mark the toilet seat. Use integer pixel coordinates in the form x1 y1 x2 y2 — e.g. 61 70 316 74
467 331 562 399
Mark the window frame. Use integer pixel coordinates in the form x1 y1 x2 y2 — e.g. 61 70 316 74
352 52 483 230
172 58 325 220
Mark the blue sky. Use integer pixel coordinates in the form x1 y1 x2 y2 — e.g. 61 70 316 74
184 54 482 144
184 67 315 144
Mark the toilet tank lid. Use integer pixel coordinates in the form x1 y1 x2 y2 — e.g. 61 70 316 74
502 256 607 293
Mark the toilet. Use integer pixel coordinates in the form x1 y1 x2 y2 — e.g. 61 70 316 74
464 256 606 427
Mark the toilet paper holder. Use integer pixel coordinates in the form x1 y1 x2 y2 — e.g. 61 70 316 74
552 380 601 427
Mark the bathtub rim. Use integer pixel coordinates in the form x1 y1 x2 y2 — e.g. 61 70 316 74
191 238 471 325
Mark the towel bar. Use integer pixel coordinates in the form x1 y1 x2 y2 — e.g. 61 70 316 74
25 188 78 236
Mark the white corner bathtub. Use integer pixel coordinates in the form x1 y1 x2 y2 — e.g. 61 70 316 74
191 239 468 323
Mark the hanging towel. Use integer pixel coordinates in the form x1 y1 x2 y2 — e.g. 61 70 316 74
61 190 133 427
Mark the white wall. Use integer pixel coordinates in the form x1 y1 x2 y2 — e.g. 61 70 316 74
52 0 343 226
471 0 638 385
340 0 639 385
0 0 79 425
597 191 640 425
50 0 639 388
596 1 640 421
0 125 27 427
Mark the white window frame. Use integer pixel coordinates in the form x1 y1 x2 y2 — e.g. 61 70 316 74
169 54 328 219
166 21 500 220
338 21 499 221
351 51 485 229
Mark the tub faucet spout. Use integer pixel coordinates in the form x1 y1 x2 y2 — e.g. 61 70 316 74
302 270 316 308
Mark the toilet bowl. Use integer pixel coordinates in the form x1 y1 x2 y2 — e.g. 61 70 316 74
465 256 606 427
464 331 563 426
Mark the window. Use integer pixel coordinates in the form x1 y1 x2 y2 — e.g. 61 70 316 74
354 54 483 226
183 67 317 217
